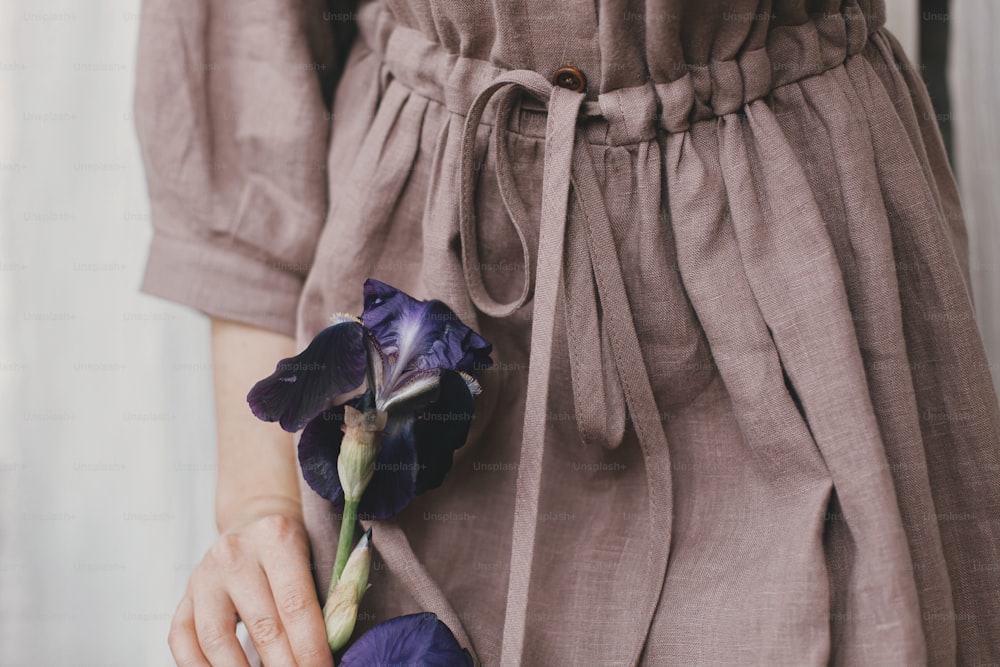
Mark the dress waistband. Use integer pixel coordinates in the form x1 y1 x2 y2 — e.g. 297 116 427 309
354 0 878 143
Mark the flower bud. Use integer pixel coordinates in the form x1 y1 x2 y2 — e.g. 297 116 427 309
325 583 359 653
325 528 372 652
338 402 386 502
340 527 372 597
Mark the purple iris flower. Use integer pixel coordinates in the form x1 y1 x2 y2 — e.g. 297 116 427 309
247 279 492 519
339 613 473 666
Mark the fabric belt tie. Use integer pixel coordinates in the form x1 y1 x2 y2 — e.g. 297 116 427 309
457 69 675 666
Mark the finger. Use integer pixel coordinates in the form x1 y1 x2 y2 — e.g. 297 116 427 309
226 560 299 667
260 531 334 667
167 596 211 667
191 584 252 667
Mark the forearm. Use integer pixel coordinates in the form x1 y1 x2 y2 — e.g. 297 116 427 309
211 316 303 534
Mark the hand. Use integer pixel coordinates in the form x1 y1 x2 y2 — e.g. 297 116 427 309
168 501 334 667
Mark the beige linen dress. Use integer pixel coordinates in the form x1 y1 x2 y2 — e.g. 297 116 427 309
135 0 1000 664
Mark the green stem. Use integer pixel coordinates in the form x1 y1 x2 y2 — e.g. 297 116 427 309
329 498 359 596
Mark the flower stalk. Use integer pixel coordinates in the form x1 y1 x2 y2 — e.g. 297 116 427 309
332 499 360 586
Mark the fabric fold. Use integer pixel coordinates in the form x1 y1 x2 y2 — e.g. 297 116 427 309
848 37 1000 664
662 122 834 664
722 101 926 662
778 66 959 662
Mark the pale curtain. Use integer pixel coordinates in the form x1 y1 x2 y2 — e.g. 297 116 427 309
0 2 215 664
952 0 1000 398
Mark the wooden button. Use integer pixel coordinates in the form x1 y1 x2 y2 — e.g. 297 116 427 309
552 65 587 92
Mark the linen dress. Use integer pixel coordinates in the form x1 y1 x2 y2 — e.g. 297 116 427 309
135 0 1000 664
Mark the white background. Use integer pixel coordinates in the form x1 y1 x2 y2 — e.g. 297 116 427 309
0 1 995 664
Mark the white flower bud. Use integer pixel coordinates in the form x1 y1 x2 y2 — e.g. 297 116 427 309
325 582 359 652
338 404 386 502
324 529 372 652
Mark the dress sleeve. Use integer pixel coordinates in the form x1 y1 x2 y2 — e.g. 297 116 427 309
134 0 357 337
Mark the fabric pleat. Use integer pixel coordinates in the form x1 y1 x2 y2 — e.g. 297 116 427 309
661 123 835 664
848 37 1000 664
725 100 927 662
778 66 958 662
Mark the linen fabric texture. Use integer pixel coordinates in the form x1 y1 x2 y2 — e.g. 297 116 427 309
135 0 1000 664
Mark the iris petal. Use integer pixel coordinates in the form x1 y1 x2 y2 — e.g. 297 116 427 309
299 406 419 520
413 370 476 495
361 279 493 385
247 321 366 432
297 407 347 505
356 413 419 520
339 612 474 667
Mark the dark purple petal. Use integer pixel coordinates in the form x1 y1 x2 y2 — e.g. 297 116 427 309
297 370 475 520
339 613 474 667
361 279 493 384
413 370 476 494
297 406 347 506
299 406 419 520
356 413 419 520
247 321 366 432
458 326 492 376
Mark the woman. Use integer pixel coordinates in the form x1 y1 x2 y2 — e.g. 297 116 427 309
136 0 1000 664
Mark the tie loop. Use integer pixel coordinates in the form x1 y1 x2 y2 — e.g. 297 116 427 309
458 70 554 319
562 202 628 450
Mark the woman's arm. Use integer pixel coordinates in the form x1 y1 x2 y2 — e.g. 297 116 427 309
211 317 302 534
167 318 333 667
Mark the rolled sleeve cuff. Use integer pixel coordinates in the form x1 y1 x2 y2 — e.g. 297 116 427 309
140 231 304 338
